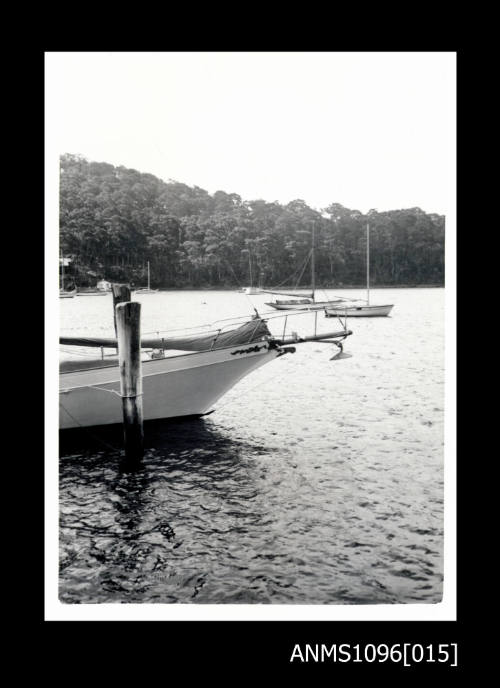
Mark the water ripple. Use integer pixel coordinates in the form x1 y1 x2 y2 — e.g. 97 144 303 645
59 288 444 604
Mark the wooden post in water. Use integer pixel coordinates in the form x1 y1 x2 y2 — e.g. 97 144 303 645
311 220 315 301
112 283 131 338
366 223 370 306
115 301 144 463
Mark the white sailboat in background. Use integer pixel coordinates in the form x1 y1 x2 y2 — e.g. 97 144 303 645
325 223 394 318
134 261 159 294
264 223 346 311
238 250 261 294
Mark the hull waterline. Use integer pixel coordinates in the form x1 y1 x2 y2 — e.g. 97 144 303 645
325 304 394 317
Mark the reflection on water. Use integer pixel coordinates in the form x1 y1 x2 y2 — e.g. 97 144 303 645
60 419 284 603
59 288 444 604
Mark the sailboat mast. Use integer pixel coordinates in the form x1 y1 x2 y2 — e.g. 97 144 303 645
61 250 65 291
311 221 315 301
366 223 370 305
248 251 253 288
147 261 150 290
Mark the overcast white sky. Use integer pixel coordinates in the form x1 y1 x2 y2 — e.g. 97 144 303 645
45 52 455 215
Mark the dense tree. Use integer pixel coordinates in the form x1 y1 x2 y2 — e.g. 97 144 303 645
59 154 445 288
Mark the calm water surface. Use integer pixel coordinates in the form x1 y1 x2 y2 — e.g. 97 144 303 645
59 288 444 604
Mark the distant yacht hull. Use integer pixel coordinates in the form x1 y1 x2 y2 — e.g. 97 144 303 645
240 287 261 295
265 299 343 311
325 304 394 317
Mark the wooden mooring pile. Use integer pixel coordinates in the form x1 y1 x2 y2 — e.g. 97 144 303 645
112 284 144 466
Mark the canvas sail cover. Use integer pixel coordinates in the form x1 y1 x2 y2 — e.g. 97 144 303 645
60 317 272 352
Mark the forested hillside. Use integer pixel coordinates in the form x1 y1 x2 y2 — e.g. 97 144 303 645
59 154 445 288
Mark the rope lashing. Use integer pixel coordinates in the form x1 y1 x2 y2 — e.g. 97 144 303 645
60 385 142 398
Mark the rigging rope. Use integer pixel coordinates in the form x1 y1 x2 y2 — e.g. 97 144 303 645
293 249 313 293
221 255 261 311
62 309 347 346
270 249 312 290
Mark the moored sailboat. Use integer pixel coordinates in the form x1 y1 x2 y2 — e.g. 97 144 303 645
134 261 159 294
238 250 262 294
60 313 352 429
264 223 347 311
326 303 393 317
325 223 394 317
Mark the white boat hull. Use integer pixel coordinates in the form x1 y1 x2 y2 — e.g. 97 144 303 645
265 300 343 311
325 304 394 317
60 342 281 429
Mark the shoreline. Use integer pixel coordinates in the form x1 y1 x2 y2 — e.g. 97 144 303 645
145 284 445 292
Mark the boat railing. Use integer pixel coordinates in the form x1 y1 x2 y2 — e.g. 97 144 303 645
60 309 351 365
139 307 348 340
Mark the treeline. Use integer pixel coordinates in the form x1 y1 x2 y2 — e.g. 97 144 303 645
60 154 445 288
